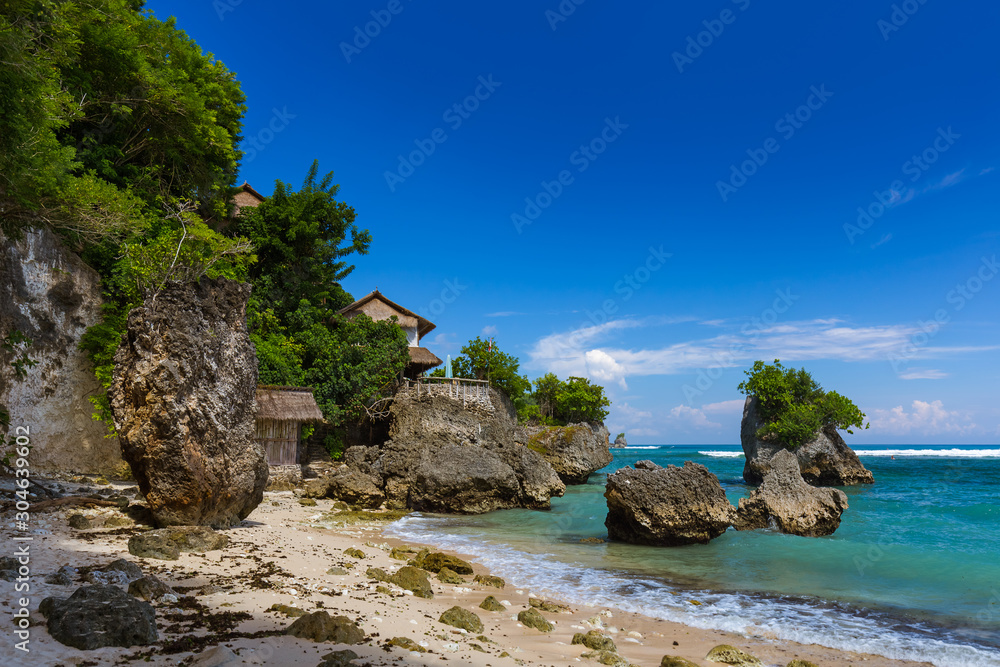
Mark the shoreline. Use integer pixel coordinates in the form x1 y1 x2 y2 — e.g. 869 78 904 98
0 478 941 666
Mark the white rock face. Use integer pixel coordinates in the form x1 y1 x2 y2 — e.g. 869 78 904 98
0 227 122 473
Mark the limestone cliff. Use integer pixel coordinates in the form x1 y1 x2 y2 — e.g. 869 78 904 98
0 227 121 473
514 421 613 484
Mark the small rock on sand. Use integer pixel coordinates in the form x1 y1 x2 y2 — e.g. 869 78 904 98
439 606 484 633
705 644 764 666
286 611 365 644
479 595 505 612
518 607 554 632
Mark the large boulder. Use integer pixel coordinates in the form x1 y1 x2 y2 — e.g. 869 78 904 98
515 422 613 484
612 433 628 448
110 277 267 528
306 467 385 508
734 449 848 537
40 585 157 649
343 388 565 514
741 396 873 486
605 461 735 546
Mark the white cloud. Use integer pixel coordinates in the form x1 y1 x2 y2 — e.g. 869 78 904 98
527 317 997 386
485 311 525 317
899 369 948 380
628 427 661 437
667 405 722 429
615 402 652 423
869 400 977 435
702 399 745 415
481 325 498 336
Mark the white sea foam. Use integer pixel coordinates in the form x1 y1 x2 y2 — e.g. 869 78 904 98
622 446 663 450
698 451 744 458
855 448 1000 458
387 515 1000 667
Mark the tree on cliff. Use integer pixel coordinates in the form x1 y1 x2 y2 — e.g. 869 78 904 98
449 337 531 402
738 359 868 449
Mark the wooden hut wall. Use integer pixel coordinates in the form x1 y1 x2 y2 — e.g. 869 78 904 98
255 418 299 465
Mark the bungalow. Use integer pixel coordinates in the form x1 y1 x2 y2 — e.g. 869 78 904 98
337 290 442 378
232 181 265 217
254 385 324 466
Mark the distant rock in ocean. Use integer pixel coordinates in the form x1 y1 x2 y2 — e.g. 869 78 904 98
734 449 848 537
339 387 565 514
612 432 628 448
515 422 613 484
740 396 874 486
604 460 734 546
111 277 267 528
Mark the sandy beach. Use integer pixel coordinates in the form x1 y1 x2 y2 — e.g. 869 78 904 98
0 476 935 667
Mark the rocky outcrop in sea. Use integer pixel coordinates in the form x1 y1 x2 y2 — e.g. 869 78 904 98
734 449 849 537
515 421 613 484
604 460 735 546
111 277 267 527
339 388 566 513
612 433 627 448
741 396 874 486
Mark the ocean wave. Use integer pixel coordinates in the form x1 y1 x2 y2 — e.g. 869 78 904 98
855 449 1000 458
387 515 1000 667
698 451 744 458
622 445 664 450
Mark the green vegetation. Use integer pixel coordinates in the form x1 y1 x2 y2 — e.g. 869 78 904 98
738 359 868 450
436 342 611 425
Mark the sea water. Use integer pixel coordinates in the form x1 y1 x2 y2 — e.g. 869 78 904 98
386 445 1000 667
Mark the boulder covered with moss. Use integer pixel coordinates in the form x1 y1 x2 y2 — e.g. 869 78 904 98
515 422 613 484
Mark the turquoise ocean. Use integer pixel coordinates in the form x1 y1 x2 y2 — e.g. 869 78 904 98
386 445 1000 667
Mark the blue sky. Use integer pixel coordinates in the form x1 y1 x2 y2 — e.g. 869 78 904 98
150 0 999 444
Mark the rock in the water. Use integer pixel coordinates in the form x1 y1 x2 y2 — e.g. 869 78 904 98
344 388 565 514
439 606 484 633
604 460 735 546
110 277 267 527
40 585 157 649
128 575 176 601
414 550 473 574
515 422 613 484
479 595 505 612
734 449 848 537
705 644 763 666
517 607 554 632
613 433 628 448
741 396 873 486
572 630 616 651
286 611 365 644
128 526 229 560
661 656 701 667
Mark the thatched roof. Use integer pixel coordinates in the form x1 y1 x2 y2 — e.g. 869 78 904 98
338 290 436 337
408 346 442 368
256 386 324 422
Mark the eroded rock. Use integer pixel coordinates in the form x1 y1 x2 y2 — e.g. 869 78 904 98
439 606 483 633
705 644 763 666
516 422 613 484
604 460 735 546
286 611 365 644
40 585 157 649
110 277 267 527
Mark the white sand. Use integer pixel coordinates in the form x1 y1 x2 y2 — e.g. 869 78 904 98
0 478 934 666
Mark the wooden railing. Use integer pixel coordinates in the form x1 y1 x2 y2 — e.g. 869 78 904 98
404 376 492 408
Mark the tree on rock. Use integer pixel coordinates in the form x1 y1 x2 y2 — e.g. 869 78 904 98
738 360 867 450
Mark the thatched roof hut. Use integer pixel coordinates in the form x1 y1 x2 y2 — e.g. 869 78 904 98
254 386 323 466
338 290 442 377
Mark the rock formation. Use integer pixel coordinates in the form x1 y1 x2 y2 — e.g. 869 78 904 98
741 396 873 486
40 585 158 649
604 461 735 546
341 387 565 513
0 227 122 473
110 277 267 527
612 432 628 448
515 421 613 484
734 449 848 537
